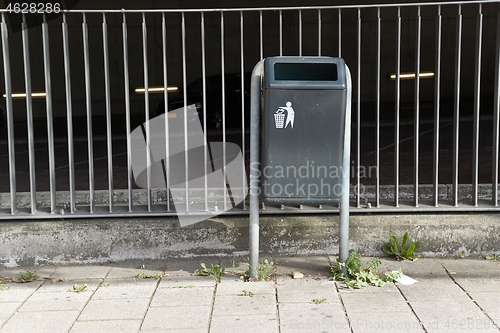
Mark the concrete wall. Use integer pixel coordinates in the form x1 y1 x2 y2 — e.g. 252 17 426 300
1 213 499 266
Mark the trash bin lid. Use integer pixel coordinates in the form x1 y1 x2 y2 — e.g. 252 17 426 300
264 56 347 90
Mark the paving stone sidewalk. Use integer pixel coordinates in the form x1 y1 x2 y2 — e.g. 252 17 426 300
1 257 500 333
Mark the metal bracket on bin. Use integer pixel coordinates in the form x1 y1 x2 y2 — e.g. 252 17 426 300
249 57 352 278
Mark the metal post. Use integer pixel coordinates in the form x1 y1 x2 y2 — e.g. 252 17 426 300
1 12 17 214
433 6 442 208
452 5 463 207
62 14 75 214
494 9 500 207
375 7 381 208
42 14 57 213
356 8 361 208
22 14 36 214
201 13 207 211
318 9 321 56
339 64 352 274
221 12 227 211
414 6 421 207
473 4 483 207
240 11 247 210
82 13 95 213
142 13 151 212
103 13 114 212
394 7 401 208
298 10 302 56
123 13 133 212
249 60 264 280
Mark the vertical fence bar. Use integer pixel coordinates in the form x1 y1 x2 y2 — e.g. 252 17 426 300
356 8 361 208
240 11 246 210
493 8 500 207
414 6 421 207
259 10 263 60
376 7 381 208
181 12 189 212
338 9 342 57
452 5 462 207
395 7 401 207
142 13 152 212
82 13 94 212
103 13 114 212
123 13 133 212
473 4 483 207
1 13 17 214
279 10 283 56
221 12 227 211
62 14 75 213
200 12 207 211
433 5 442 207
298 10 302 56
162 13 171 212
42 14 57 213
318 9 321 56
21 14 36 214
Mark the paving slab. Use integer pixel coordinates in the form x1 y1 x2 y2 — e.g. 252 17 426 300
18 290 91 312
441 259 500 278
140 329 208 333
158 275 216 288
0 302 21 325
397 278 471 303
467 291 500 321
92 278 158 299
279 302 350 333
453 278 500 292
409 301 499 333
381 258 449 277
78 298 151 321
150 287 214 307
209 314 279 333
0 267 57 280
273 256 332 277
69 319 142 333
0 310 80 333
216 280 275 295
36 279 101 293
337 280 401 293
141 306 211 331
341 290 410 313
212 294 276 316
52 265 111 280
276 279 338 303
106 267 166 280
347 311 425 333
0 280 43 302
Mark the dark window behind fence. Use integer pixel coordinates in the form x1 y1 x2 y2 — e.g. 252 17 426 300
0 1 499 220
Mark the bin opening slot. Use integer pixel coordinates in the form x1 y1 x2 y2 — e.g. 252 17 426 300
274 63 338 81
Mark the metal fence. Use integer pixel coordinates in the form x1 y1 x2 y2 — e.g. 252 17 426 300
1 0 500 220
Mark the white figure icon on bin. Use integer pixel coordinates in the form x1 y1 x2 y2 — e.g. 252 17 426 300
130 104 247 226
274 101 295 129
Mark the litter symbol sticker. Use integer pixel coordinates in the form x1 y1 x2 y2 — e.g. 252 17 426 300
274 101 295 129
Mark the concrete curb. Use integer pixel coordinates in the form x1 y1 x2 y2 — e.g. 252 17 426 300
1 213 499 267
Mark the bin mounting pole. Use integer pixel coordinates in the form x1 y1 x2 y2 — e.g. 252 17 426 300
339 64 352 274
249 60 264 280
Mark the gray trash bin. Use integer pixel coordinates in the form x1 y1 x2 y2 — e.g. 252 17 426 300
261 56 349 205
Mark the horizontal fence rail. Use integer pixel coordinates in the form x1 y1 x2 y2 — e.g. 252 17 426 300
0 1 499 221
